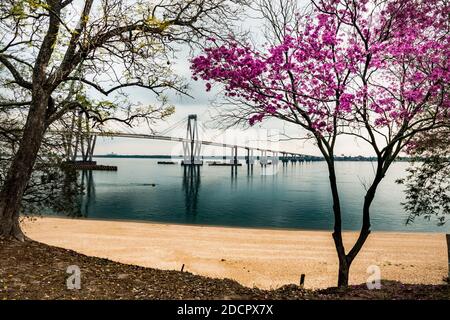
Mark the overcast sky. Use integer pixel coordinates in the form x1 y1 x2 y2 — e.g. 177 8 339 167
94 2 375 157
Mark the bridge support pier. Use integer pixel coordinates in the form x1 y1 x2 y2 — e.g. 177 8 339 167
260 150 268 167
67 133 97 165
246 148 254 175
272 151 279 166
182 114 203 166
290 153 298 164
231 146 238 176
281 152 289 165
81 134 97 163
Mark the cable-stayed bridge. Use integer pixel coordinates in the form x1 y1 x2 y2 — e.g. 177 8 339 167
60 114 318 169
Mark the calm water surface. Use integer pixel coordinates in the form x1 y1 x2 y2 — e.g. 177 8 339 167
59 158 449 233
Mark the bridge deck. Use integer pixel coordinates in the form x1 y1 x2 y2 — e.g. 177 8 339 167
91 131 306 156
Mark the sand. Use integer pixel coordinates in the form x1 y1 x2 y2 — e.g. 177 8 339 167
21 217 448 289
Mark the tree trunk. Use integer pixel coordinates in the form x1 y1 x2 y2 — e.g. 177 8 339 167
326 160 351 287
0 95 48 241
327 156 385 287
337 258 350 287
334 229 351 287
343 180 380 273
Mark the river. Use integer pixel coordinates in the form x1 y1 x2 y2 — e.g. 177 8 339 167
54 158 449 233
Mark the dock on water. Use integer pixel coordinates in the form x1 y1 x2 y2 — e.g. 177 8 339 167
208 162 243 166
63 161 118 171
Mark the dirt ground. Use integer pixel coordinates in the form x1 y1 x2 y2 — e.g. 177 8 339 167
0 239 449 300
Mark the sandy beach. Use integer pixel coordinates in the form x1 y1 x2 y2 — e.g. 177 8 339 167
22 217 448 289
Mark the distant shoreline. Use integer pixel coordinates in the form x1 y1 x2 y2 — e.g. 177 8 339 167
92 154 417 162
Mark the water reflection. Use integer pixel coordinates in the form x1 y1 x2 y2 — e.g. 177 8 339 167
79 170 96 217
56 168 82 217
247 164 254 176
182 165 201 217
59 169 96 218
41 159 447 232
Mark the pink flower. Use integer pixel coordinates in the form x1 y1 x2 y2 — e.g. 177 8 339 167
190 0 449 135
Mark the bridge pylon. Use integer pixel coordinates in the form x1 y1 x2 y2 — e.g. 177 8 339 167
182 114 203 166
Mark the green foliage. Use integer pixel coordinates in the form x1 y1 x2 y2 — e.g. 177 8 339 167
398 157 450 226
397 130 450 226
145 16 172 31
22 166 84 217
0 132 84 217
9 2 25 18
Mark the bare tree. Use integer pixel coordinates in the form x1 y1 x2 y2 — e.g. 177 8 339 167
0 0 248 240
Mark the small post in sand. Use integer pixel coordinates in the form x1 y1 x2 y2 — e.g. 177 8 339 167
299 274 305 288
447 234 450 280
181 264 185 272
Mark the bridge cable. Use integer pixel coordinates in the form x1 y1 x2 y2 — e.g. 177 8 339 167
158 118 187 136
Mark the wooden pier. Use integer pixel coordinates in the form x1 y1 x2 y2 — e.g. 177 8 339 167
63 161 118 171
209 162 242 167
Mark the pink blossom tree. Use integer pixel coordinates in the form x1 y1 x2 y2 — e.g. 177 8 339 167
191 0 450 287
